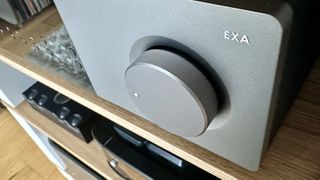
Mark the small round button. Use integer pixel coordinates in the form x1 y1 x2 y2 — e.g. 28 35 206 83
38 95 48 106
28 89 38 100
70 114 83 127
58 107 70 120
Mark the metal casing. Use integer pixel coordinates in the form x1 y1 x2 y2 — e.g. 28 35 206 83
54 0 293 170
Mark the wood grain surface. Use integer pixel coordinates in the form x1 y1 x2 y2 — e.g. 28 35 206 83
0 6 319 179
3 101 148 180
0 106 64 180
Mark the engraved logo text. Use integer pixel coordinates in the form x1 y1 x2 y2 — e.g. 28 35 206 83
224 30 250 45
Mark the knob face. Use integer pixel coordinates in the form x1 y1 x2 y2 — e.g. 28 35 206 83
125 49 218 137
70 114 83 127
38 95 48 106
28 89 38 100
58 107 70 120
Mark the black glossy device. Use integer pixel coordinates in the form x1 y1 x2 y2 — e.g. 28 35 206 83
23 82 100 142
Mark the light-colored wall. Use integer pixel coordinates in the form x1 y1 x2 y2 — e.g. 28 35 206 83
0 61 35 107
0 0 19 25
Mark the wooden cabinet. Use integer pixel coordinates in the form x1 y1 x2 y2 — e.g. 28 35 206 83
1 6 320 179
4 101 146 180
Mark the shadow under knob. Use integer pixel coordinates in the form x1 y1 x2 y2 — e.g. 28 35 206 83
125 49 218 137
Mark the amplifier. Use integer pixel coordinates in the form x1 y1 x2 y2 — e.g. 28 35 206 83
53 0 319 170
23 82 100 142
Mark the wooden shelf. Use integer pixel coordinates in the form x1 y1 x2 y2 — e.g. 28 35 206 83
3 101 115 179
3 99 153 180
1 6 320 179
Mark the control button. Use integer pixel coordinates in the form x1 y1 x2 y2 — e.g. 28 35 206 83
53 93 70 104
28 89 38 100
38 95 48 106
125 49 218 137
70 114 83 127
58 107 70 119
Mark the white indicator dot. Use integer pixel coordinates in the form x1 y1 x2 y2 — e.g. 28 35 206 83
133 92 139 98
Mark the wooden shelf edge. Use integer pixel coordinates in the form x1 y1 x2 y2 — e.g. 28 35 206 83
3 101 117 179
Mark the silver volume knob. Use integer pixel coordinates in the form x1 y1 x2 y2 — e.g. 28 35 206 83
125 49 218 137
